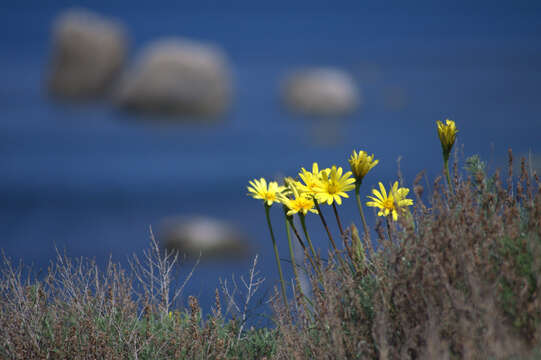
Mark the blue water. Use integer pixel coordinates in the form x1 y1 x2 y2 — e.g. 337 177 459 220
1 0 541 318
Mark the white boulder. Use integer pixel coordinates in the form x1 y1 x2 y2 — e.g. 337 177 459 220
159 216 248 259
47 8 128 98
282 68 360 116
114 38 233 117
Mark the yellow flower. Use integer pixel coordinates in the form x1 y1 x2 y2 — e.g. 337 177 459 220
247 178 285 206
297 162 328 195
280 178 318 216
366 181 413 221
314 166 356 205
436 119 458 156
348 150 379 182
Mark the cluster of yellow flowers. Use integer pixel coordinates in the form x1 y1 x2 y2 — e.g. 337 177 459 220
246 119 458 305
248 119 458 221
247 151 412 221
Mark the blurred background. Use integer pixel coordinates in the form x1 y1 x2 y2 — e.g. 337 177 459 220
1 0 540 317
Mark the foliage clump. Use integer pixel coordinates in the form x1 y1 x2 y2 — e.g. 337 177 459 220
272 151 541 359
0 235 277 359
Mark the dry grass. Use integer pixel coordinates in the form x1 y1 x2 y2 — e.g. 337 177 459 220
1 151 540 359
273 151 541 359
0 231 275 359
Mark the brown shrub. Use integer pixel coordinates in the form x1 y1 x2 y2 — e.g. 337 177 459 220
273 153 541 359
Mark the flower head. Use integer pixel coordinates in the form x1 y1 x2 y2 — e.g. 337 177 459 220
366 181 413 221
247 178 285 206
280 178 318 216
349 150 379 182
436 119 458 157
314 166 356 205
297 162 328 195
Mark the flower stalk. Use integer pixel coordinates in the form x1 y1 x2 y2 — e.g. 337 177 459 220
313 199 339 253
299 214 317 260
332 203 345 237
436 119 458 193
443 155 453 193
355 182 370 240
287 217 318 275
313 199 349 270
349 150 378 241
283 207 308 308
264 204 288 306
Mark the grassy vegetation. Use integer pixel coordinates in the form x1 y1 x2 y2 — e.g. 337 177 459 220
1 150 540 359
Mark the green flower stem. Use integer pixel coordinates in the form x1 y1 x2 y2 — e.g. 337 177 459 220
313 199 339 254
283 209 302 296
287 218 307 251
283 211 315 313
264 204 288 306
313 200 348 271
299 213 326 286
443 154 454 193
332 203 345 237
299 214 317 260
287 217 318 273
355 183 370 241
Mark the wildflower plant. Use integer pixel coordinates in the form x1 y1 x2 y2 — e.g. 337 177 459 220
436 119 458 191
349 150 379 183
349 150 379 238
437 119 458 156
313 165 356 239
296 163 342 251
280 203 304 303
297 162 327 195
280 178 319 265
279 178 317 217
314 165 355 206
247 178 285 206
243 118 483 342
366 181 413 222
366 181 413 241
246 178 288 306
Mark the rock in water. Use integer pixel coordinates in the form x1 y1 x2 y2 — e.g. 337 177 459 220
282 68 360 116
114 38 233 117
47 8 128 98
159 216 248 259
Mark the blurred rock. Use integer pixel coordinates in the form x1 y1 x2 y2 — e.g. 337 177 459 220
282 68 360 117
159 216 248 259
114 38 233 117
47 8 128 98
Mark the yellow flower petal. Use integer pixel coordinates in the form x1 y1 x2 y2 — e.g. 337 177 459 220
313 165 355 206
436 119 458 155
247 178 283 206
366 180 414 221
378 182 387 199
349 150 379 181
